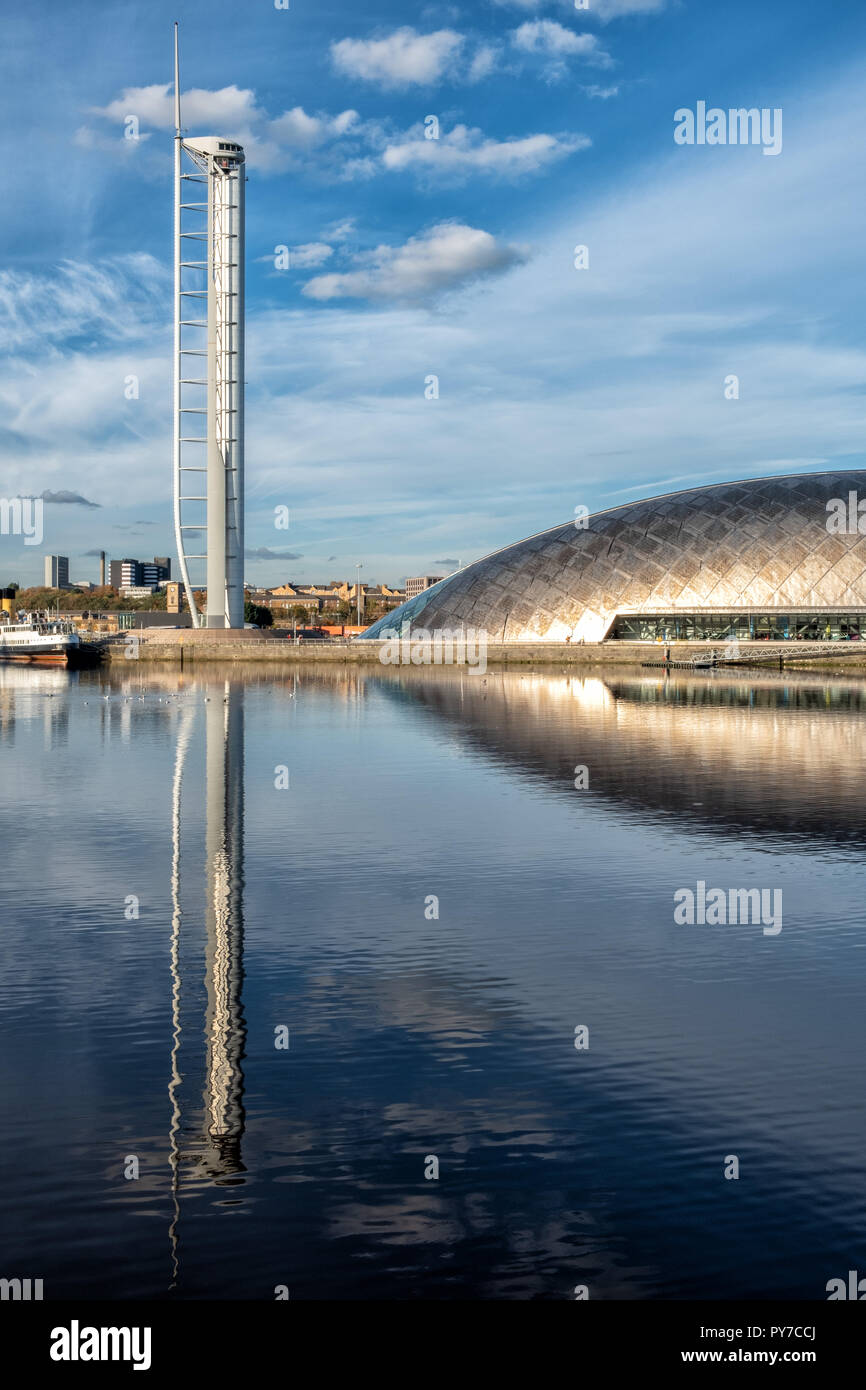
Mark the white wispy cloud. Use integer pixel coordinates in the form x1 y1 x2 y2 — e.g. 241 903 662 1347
285 243 334 269
268 106 360 149
87 63 590 181
0 255 166 354
302 223 528 302
326 218 358 242
382 124 590 182
511 20 612 65
0 344 173 521
93 82 260 130
331 27 464 89
327 20 618 92
468 43 501 82
88 85 363 172
256 243 335 270
72 125 152 157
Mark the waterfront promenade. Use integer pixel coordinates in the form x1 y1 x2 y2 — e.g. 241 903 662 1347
104 629 866 670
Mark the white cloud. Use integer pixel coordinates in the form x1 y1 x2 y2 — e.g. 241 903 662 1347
269 106 360 149
331 27 464 89
89 57 586 184
302 223 528 302
90 86 362 173
0 348 172 512
382 124 589 181
511 20 612 64
468 43 500 82
92 82 275 167
338 156 381 182
326 218 358 242
288 243 334 269
73 125 151 153
0 255 166 354
93 82 261 133
582 84 620 100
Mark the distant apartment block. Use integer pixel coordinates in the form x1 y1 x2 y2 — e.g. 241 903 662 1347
44 555 69 589
405 575 443 601
109 556 171 593
145 557 171 586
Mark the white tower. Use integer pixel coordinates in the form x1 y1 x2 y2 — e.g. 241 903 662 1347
173 25 245 628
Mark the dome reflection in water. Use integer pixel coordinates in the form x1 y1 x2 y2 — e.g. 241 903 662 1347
0 661 863 1300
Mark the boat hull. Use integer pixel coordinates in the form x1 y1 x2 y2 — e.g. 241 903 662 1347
0 647 73 664
0 642 100 667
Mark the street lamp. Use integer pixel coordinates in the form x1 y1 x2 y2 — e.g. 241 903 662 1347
355 563 363 626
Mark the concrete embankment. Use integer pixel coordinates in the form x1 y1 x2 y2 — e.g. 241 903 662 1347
103 630 866 670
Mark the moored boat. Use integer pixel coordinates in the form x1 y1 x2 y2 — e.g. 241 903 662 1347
0 613 93 666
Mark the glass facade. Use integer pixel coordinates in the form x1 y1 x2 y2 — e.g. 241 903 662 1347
362 578 450 640
609 613 865 642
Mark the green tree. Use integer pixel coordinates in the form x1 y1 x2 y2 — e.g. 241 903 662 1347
14 584 167 614
244 601 273 628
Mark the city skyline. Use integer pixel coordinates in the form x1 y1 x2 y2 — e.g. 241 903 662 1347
10 546 414 595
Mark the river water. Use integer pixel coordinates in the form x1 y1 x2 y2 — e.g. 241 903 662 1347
1 661 864 1300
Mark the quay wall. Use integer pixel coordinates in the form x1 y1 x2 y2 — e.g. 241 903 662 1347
103 632 866 670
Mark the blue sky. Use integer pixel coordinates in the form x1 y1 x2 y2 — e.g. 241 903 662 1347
1 0 866 587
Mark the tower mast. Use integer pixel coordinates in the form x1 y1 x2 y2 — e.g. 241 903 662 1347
172 23 246 629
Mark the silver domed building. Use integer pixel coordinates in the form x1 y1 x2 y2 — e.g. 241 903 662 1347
365 471 866 644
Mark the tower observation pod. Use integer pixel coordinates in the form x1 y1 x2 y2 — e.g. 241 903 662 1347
172 26 245 628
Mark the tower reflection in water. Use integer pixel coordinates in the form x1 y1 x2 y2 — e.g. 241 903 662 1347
168 682 246 1288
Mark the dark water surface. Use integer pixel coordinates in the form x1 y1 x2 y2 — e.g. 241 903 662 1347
1 661 864 1300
